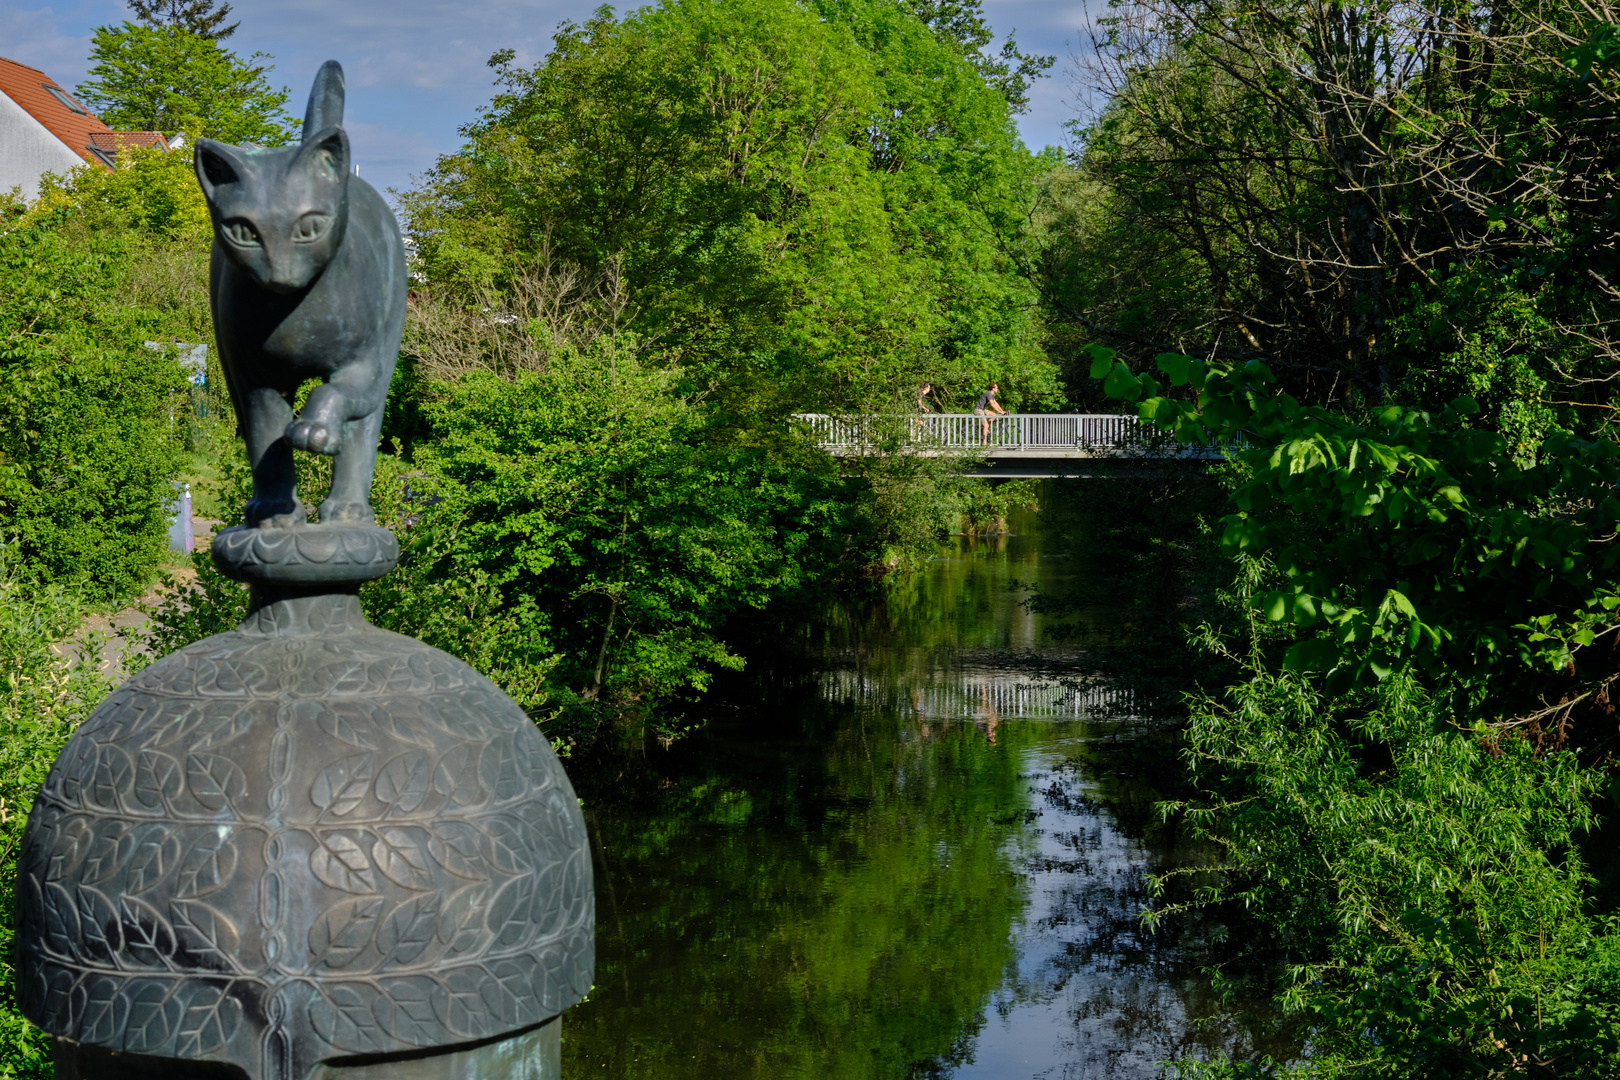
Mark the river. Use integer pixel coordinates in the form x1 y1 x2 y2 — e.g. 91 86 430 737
562 483 1288 1077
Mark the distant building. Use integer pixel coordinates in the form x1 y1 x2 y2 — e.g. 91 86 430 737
0 54 170 201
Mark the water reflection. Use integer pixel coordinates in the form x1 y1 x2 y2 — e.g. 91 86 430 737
563 485 1282 1077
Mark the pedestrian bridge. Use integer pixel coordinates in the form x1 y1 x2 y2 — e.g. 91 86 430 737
793 413 1232 478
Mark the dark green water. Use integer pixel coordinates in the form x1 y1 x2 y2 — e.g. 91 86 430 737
563 487 1283 1077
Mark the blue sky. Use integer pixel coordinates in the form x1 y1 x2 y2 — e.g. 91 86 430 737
5 0 1095 198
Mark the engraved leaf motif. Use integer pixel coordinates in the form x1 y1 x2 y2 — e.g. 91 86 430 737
371 827 432 890
436 884 489 958
487 874 535 950
176 983 242 1057
479 736 524 802
79 975 125 1043
123 979 180 1053
308 897 382 969
170 899 240 973
185 753 246 814
314 702 376 750
176 835 238 899
39 880 81 959
426 823 485 881
436 966 492 1039
376 893 441 968
75 886 122 965
190 701 255 750
309 983 385 1053
120 895 177 968
46 817 93 882
374 751 431 814
89 745 135 810
478 816 534 874
124 833 181 893
374 977 439 1042
134 750 183 812
479 958 529 1025
432 744 483 809
366 702 435 747
310 833 377 894
311 754 374 817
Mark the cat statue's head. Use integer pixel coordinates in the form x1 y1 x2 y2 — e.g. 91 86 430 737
195 61 351 294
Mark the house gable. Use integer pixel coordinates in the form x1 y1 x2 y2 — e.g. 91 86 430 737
0 54 171 202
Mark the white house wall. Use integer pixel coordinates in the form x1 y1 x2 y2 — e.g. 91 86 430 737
0 87 83 202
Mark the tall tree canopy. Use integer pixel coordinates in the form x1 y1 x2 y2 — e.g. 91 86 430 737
401 0 1062 422
76 22 294 144
1046 0 1620 443
127 0 238 40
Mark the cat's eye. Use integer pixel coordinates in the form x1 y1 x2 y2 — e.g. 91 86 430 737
293 213 332 243
221 219 260 247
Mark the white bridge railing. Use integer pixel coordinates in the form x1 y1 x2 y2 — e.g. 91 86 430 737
820 670 1137 720
793 413 1229 456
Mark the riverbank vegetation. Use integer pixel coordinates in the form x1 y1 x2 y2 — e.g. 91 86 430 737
8 0 1620 1072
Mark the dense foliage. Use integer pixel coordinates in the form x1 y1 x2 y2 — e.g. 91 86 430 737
0 201 198 600
401 0 1061 420
76 22 295 144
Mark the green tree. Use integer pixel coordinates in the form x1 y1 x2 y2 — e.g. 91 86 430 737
904 0 1054 113
402 0 1061 426
75 22 295 144
127 0 238 40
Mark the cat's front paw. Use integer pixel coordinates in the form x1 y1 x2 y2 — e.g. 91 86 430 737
286 417 343 456
319 499 375 525
246 497 307 528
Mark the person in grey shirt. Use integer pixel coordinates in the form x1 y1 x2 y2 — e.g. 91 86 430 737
973 382 1005 443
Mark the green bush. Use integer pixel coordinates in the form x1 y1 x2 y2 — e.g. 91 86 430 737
0 209 194 601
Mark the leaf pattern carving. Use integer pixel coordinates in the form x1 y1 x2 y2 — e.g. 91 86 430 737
122 978 181 1053
310 833 377 894
16 626 598 1057
374 751 431 814
374 977 438 1042
426 822 485 881
75 886 122 965
78 975 124 1043
478 816 534 875
184 754 246 814
370 827 432 890
176 983 242 1056
119 895 177 968
487 874 535 951
39 880 81 959
176 835 237 899
134 751 183 812
376 893 440 968
170 899 240 973
89 745 134 811
308 897 382 969
312 701 376 750
309 983 384 1053
311 754 374 817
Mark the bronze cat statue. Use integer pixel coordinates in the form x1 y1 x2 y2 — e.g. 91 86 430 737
195 60 405 529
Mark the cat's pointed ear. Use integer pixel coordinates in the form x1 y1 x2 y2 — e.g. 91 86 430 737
194 139 247 202
297 126 351 181
302 60 345 144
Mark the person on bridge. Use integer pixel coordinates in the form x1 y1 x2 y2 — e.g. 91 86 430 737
974 382 1006 444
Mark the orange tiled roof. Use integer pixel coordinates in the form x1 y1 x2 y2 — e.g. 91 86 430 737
0 54 169 169
89 131 170 153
